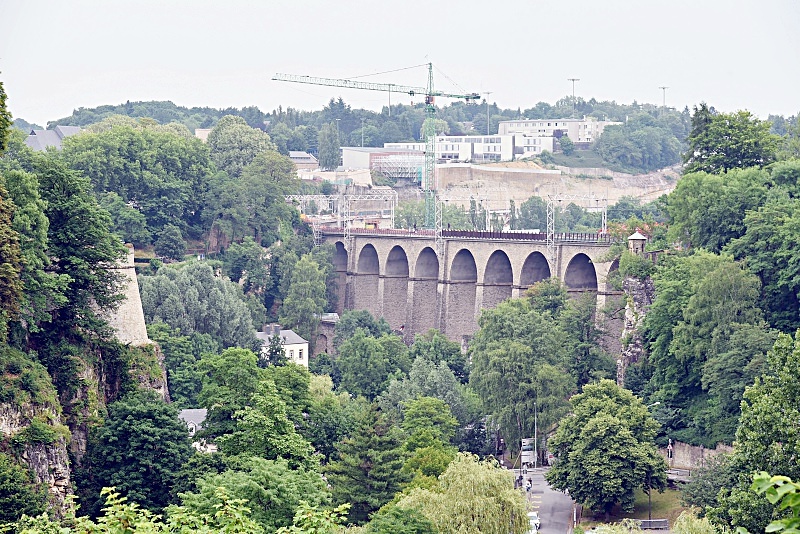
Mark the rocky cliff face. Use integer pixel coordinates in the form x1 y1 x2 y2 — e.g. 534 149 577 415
0 361 73 516
618 276 656 385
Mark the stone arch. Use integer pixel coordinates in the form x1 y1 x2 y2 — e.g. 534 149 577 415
446 249 478 341
451 249 478 282
482 250 513 309
410 247 440 339
354 244 380 317
520 251 551 288
415 247 439 279
564 253 598 290
383 246 409 330
605 257 620 292
332 241 348 314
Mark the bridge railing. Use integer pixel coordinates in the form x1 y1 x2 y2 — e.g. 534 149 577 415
319 227 617 243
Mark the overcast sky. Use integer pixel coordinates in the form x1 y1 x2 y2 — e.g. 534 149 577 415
2 0 798 127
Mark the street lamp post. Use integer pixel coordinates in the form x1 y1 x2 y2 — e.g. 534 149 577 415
567 78 580 118
534 401 538 468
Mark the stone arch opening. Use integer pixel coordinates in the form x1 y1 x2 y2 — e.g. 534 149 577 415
411 247 440 339
605 257 620 292
482 250 513 309
446 249 478 342
384 246 409 330
357 244 379 274
415 247 439 279
520 252 551 287
564 253 598 290
451 249 478 282
354 244 380 317
333 242 348 313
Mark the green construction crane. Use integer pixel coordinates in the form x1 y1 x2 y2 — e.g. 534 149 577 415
273 64 480 229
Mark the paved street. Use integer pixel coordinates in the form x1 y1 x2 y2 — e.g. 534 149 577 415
516 467 575 534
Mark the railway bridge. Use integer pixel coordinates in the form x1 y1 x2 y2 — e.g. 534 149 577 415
321 228 621 345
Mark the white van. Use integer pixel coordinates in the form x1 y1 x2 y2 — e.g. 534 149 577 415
520 437 536 468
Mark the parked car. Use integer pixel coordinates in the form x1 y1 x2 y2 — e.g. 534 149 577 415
527 511 541 531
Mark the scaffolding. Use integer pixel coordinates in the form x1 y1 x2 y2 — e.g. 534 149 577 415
546 193 608 268
372 153 425 183
286 191 398 251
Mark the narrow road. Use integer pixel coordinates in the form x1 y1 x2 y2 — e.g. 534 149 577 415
516 467 575 534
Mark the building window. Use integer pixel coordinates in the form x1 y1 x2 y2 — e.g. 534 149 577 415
289 350 294 359
299 349 304 361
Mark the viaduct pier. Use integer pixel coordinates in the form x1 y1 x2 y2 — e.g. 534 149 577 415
321 228 621 345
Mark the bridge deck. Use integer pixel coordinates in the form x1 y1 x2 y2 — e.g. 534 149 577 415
321 227 617 244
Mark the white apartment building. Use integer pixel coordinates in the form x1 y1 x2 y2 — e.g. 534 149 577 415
498 117 621 144
385 132 555 162
256 324 309 367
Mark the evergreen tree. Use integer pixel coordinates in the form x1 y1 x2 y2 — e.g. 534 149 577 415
326 404 408 524
317 122 340 171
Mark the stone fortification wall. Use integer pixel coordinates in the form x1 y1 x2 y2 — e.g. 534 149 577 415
105 244 150 346
661 440 733 470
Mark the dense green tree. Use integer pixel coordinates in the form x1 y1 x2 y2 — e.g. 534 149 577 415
559 135 575 155
0 182 22 341
680 453 736 514
396 453 529 534
224 236 271 296
325 404 408 524
332 310 391 352
408 329 468 383
279 254 327 345
363 505 436 534
139 262 259 350
181 457 330 532
147 322 217 408
215 381 314 468
726 194 800 332
595 117 681 173
0 79 11 153
98 191 151 247
301 375 363 463
469 298 573 450
402 397 459 446
207 115 275 177
237 150 300 246
380 356 478 430
643 252 772 445
196 347 264 439
559 292 615 387
62 119 214 239
154 224 186 261
0 452 47 523
337 330 408 401
317 123 340 171
683 104 781 174
545 380 667 520
516 195 547 231
710 332 800 533
78 391 194 516
666 167 768 252
35 156 126 336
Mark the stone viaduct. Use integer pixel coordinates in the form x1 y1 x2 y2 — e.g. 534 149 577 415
322 228 620 345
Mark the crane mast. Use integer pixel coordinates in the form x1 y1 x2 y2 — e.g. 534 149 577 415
273 64 480 232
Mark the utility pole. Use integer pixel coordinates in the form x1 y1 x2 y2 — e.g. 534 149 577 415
568 78 580 118
483 92 493 135
659 86 669 108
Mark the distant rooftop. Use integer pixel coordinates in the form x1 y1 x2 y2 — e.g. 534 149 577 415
25 125 82 151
